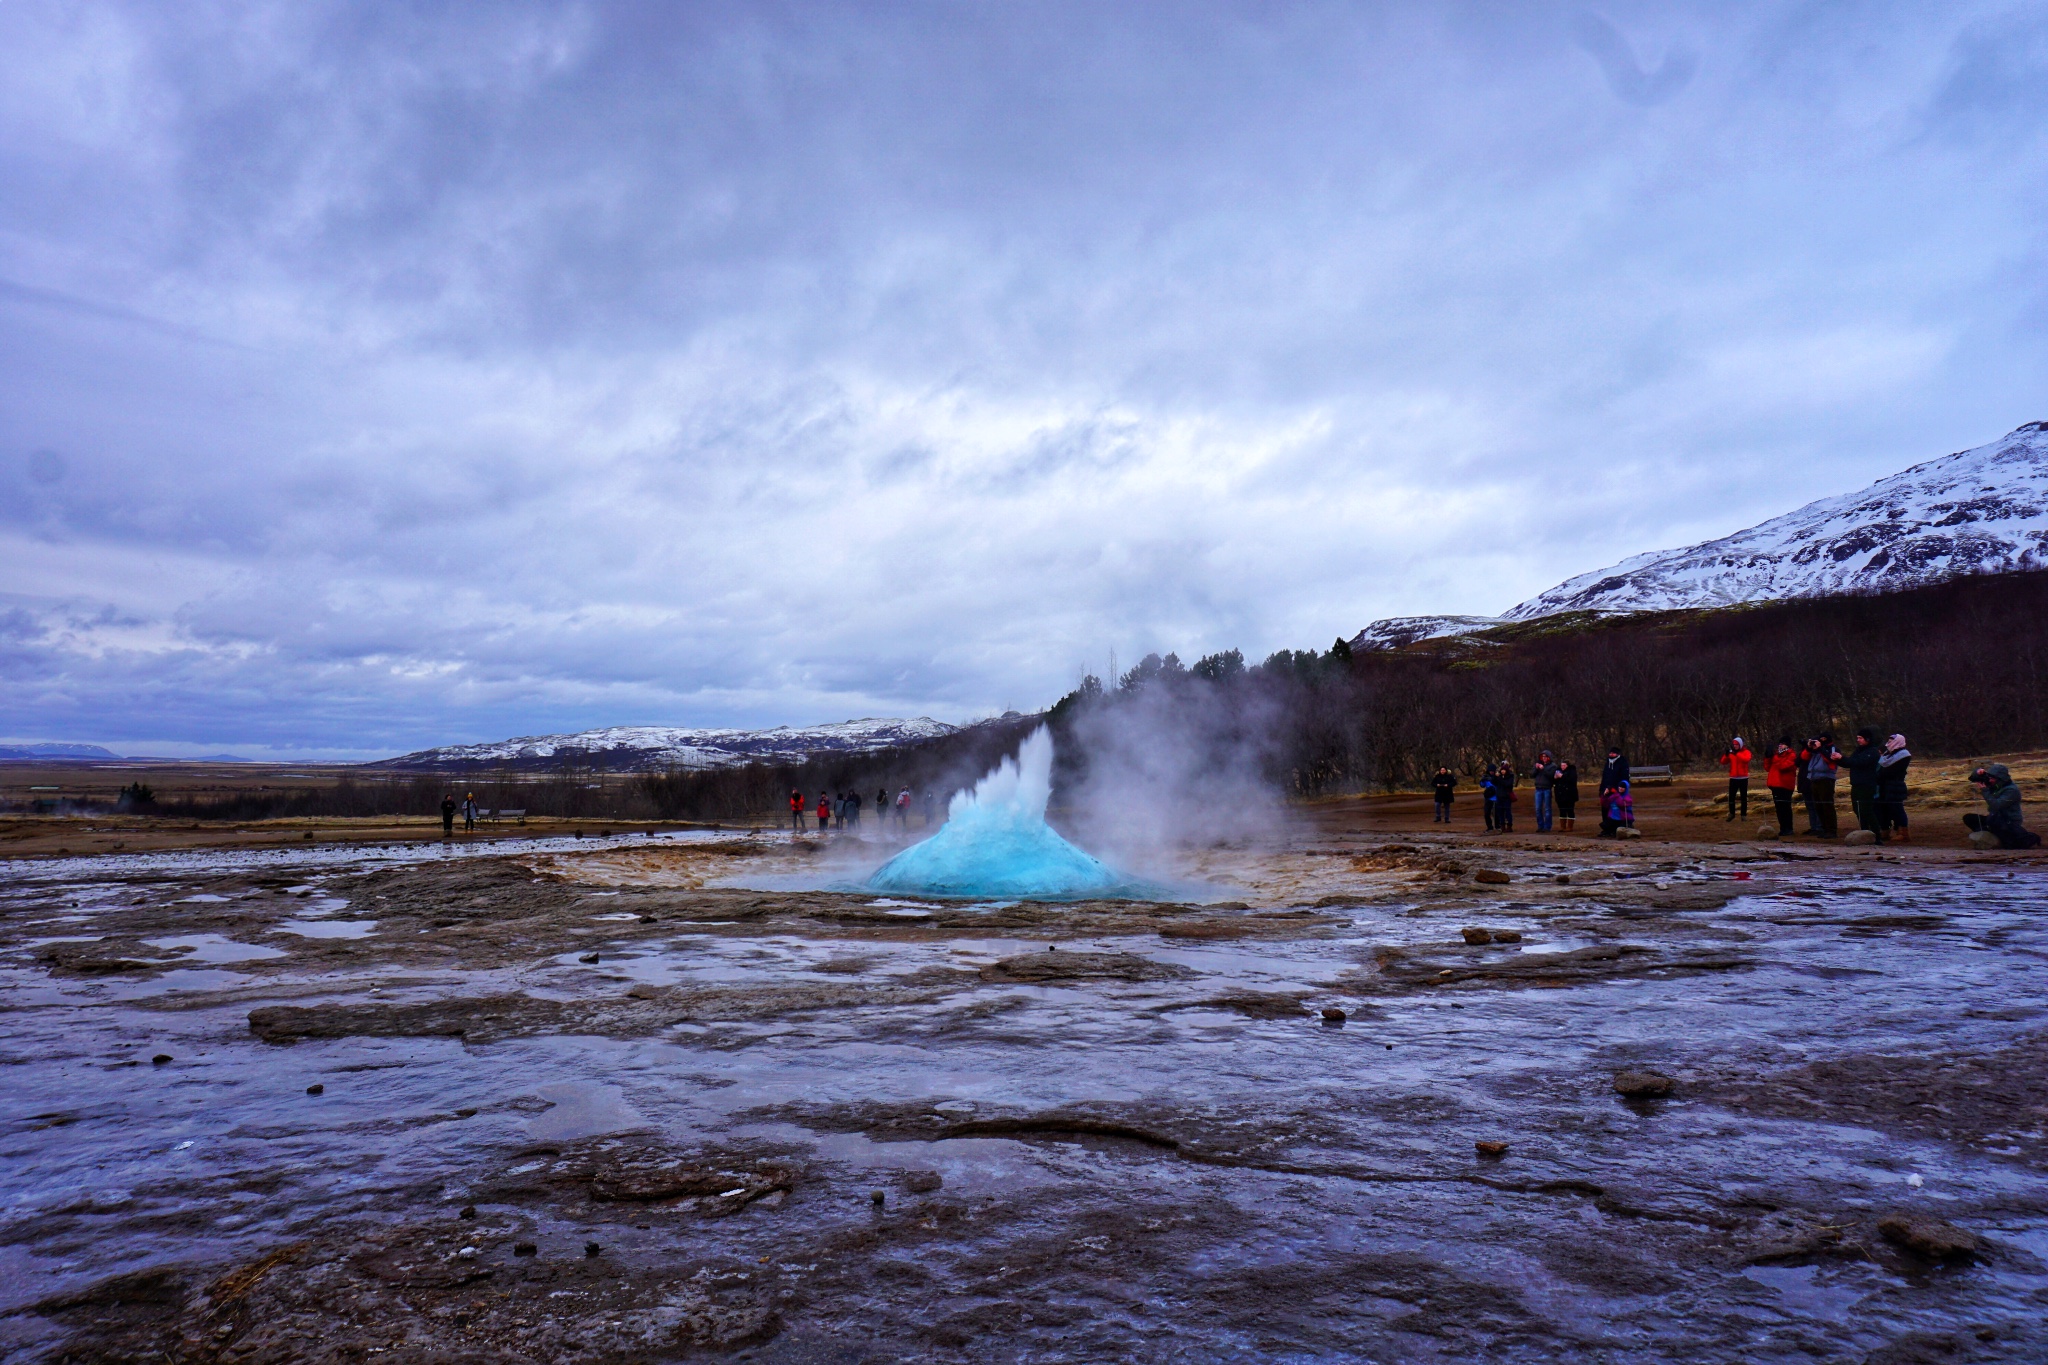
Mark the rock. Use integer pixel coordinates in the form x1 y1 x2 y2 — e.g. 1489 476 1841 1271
1756 824 1779 839
1617 827 1643 840
457 1246 478 1259
578 952 600 964
1612 1070 1675 1098
152 1054 172 1065
1460 927 1493 945
1321 1006 1347 1024
1844 829 1878 846
585 1241 602 1258
1877 1214 1980 1261
455 1107 477 1118
458 1206 477 1220
870 1190 887 1206
512 1242 537 1257
305 1083 324 1095
1968 830 2000 850
639 914 657 923
1474 1140 1509 1158
900 1170 943 1194
1474 869 1511 885
1492 930 1523 943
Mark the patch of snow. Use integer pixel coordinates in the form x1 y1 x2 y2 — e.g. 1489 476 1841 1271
383 716 964 771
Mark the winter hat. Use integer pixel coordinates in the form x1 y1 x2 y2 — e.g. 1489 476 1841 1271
1885 734 1907 752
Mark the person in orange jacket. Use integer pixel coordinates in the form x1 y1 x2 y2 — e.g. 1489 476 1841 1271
817 791 833 832
1764 738 1799 837
790 788 806 832
1719 737 1753 822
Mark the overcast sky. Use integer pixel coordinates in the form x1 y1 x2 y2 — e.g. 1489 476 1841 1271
2 2 2045 758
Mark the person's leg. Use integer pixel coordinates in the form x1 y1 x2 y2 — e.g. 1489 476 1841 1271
1774 789 1793 835
1536 789 1552 831
1727 779 1738 821
1817 781 1838 837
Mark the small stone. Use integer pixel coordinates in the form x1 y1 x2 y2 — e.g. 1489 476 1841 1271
1553 874 1572 884
1756 824 1779 840
457 1246 478 1259
1436 968 1455 977
512 1242 538 1257
152 1054 173 1065
578 952 600 964
1321 1006 1347 1024
584 1241 601 1258
901 1170 943 1194
305 1083 324 1095
1460 927 1492 944
1492 930 1523 943
1613 1070 1675 1098
639 914 657 923
303 831 315 840
1968 830 1999 850
1877 1214 1980 1261
1843 829 1878 846
1474 869 1511 885
1474 1140 1509 1158
1617 827 1642 840
870 1190 886 1206
456 1107 477 1118
458 1205 477 1220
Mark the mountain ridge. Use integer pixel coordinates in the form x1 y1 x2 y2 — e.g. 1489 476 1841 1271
381 716 965 771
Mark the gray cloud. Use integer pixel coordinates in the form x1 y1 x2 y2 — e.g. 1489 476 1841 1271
0 1 2043 757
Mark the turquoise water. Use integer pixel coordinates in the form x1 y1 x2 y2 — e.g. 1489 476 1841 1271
866 729 1149 900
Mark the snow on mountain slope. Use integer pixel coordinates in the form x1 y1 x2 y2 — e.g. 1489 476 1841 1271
1505 421 2048 620
1349 615 1504 651
384 717 961 770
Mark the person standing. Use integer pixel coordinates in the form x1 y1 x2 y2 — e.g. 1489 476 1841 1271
897 786 912 826
1843 729 1884 835
817 791 832 832
1531 751 1558 833
1804 735 1842 838
1599 749 1632 828
848 789 863 829
877 787 891 834
1555 759 1579 832
1480 766 1497 831
1431 767 1456 823
1493 761 1517 832
1875 735 1911 843
1719 738 1752 822
1796 740 1818 833
441 793 457 838
790 788 806 832
462 792 478 833
1765 739 1799 837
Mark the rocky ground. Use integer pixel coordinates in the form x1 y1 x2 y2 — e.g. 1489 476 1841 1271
2 826 2044 1362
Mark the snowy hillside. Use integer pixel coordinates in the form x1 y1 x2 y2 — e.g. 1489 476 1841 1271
1349 615 1503 651
383 717 961 770
1506 421 2048 620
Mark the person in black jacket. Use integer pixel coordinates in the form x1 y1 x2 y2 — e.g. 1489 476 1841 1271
1965 763 2041 848
1431 767 1456 823
1492 761 1517 832
1598 749 1632 829
1875 734 1910 843
1843 727 1883 835
1554 760 1580 831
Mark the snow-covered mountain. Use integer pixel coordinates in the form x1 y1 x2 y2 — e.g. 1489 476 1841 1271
1505 421 2048 620
383 717 961 770
1349 615 1503 652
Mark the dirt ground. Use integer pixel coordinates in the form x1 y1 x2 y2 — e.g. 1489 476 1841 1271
3 811 2046 1362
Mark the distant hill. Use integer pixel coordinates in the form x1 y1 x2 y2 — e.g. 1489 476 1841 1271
381 717 965 772
0 742 120 761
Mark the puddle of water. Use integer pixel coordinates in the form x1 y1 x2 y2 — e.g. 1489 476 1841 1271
274 920 378 940
142 934 287 964
525 1081 652 1141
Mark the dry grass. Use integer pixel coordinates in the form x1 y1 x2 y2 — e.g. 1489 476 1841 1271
1683 750 2048 817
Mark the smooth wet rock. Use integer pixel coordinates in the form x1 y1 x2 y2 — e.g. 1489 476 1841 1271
305 1083 324 1095
1492 930 1523 943
1968 830 2000 850
585 1241 601 1258
1617 827 1643 839
1321 1006 1347 1024
1844 829 1878 846
458 1205 476 1220
152 1054 172 1065
1460 927 1493 944
900 1170 942 1194
455 1107 477 1118
578 952 600 964
512 1242 537 1257
1613 1070 1675 1098
1877 1214 1980 1261
1474 870 1511 885
1474 1140 1509 1158
1756 824 1780 839
870 1190 886 1206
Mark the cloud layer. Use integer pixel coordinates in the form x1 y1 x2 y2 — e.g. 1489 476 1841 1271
2 1 2045 757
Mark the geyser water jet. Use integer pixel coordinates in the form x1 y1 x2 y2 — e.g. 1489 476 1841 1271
866 727 1139 899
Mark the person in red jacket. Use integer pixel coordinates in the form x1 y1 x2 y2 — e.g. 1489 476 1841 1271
1764 738 1799 837
1719 737 1752 822
817 791 832 832
790 788 806 832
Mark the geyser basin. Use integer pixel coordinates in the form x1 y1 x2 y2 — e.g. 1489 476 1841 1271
867 728 1146 899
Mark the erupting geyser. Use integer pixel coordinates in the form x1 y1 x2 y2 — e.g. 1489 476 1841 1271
866 727 1135 899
